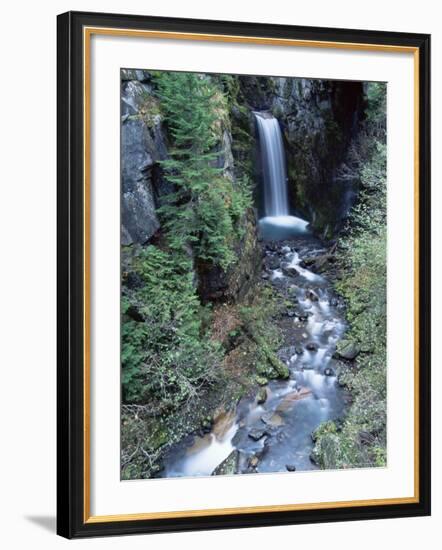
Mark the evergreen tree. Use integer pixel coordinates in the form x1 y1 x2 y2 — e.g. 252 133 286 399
154 72 248 270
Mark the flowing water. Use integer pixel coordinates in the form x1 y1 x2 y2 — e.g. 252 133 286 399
255 112 289 217
161 113 348 478
255 112 310 240
163 236 348 477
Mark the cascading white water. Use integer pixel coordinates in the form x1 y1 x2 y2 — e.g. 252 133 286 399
255 113 289 216
254 112 309 239
161 239 347 478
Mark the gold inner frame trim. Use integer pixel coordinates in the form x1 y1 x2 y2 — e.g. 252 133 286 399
82 26 420 524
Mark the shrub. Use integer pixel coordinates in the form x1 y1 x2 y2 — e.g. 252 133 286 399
313 82 387 469
122 245 222 406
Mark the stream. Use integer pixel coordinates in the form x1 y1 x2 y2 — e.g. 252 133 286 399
161 112 349 477
162 232 349 477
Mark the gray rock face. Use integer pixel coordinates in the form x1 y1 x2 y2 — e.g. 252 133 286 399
121 75 169 245
121 119 159 244
121 79 154 117
238 76 364 238
120 70 261 306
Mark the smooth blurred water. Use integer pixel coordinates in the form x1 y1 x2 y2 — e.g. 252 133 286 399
255 112 310 240
259 215 309 240
255 113 289 217
162 239 347 478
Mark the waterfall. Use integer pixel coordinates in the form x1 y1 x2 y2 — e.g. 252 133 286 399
255 113 289 216
255 112 309 239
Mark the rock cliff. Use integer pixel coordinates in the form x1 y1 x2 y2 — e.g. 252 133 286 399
237 76 364 237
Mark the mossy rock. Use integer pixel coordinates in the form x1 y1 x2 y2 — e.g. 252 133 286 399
336 340 361 360
256 387 267 404
212 450 239 475
256 376 268 386
149 425 170 450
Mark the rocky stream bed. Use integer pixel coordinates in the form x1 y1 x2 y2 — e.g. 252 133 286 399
161 234 353 477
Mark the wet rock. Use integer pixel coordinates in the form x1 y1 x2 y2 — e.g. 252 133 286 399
256 387 267 405
261 412 284 427
330 297 339 307
337 341 360 360
306 289 319 301
281 245 292 254
248 428 268 441
324 367 334 376
212 409 236 439
255 438 271 459
248 455 259 468
276 388 312 411
278 346 298 362
295 346 304 355
281 263 299 277
286 464 297 472
265 256 280 270
261 272 270 280
212 450 239 475
296 311 308 322
306 342 318 352
302 256 316 267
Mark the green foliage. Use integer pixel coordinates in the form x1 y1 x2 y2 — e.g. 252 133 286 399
239 286 288 380
365 82 387 135
313 82 387 469
121 73 256 478
153 72 251 271
122 245 222 405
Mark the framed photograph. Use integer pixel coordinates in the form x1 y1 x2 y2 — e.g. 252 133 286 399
57 11 431 538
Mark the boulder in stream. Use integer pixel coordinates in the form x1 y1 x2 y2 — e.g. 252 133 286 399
336 341 360 360
264 255 281 270
212 450 239 476
281 263 299 277
256 387 268 404
306 289 319 302
276 388 312 412
261 412 284 427
248 428 268 441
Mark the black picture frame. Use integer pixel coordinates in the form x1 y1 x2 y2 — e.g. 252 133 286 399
57 10 431 539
